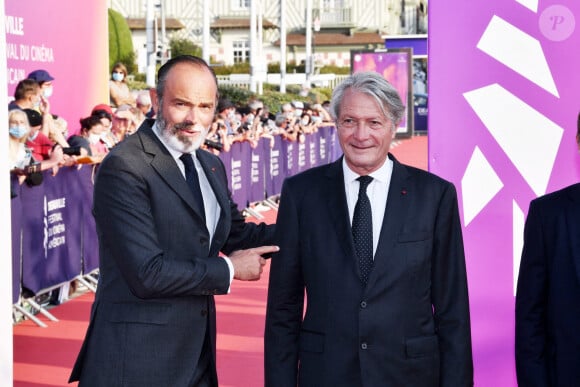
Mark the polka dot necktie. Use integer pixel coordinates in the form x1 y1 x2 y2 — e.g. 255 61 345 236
352 175 373 284
180 152 206 222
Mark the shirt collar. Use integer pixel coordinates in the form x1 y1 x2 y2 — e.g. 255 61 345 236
342 155 393 185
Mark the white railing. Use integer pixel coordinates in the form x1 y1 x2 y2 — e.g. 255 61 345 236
217 73 349 90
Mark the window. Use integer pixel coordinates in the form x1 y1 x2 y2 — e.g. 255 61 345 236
232 0 250 10
233 40 249 63
323 0 345 11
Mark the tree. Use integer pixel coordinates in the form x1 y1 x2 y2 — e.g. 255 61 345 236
108 8 136 74
169 38 202 58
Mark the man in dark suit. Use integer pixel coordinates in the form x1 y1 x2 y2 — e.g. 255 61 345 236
265 71 473 386
515 181 580 386
69 55 278 387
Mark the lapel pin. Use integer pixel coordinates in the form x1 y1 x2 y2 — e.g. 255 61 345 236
401 189 407 195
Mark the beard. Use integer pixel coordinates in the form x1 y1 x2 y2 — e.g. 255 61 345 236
156 100 209 154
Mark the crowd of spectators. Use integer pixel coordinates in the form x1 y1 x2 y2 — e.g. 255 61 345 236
8 63 336 305
9 64 336 187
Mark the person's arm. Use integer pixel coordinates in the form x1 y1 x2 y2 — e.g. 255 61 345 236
431 182 473 386
264 180 304 387
515 200 549 387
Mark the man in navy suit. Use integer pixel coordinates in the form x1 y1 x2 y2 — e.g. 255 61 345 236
265 71 473 386
515 180 580 384
69 55 277 386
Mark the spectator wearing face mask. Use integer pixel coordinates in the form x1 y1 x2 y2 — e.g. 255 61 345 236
109 62 136 108
9 109 64 185
68 115 109 162
27 69 70 148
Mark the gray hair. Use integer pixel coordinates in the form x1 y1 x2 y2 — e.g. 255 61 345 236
329 71 406 126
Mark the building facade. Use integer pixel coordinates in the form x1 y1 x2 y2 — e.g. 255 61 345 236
110 0 427 69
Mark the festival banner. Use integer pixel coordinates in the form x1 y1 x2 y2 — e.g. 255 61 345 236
11 176 22 304
248 139 266 203
20 169 83 294
429 1 580 385
5 0 109 134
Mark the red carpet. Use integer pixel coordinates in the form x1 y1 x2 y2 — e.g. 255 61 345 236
13 136 427 386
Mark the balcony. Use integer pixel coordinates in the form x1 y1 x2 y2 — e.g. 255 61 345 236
313 7 354 28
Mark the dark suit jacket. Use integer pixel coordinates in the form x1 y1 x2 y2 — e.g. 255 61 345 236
265 155 473 387
70 120 274 386
515 183 580 387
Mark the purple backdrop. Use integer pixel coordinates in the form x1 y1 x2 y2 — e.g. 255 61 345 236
430 1 580 385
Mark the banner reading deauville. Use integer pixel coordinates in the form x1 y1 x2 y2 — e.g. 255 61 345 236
430 1 580 385
5 0 109 133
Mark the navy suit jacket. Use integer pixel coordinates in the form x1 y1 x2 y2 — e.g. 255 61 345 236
515 183 580 387
265 155 473 387
70 120 274 386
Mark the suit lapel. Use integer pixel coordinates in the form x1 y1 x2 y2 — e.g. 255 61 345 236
325 158 358 264
139 122 205 219
366 154 411 288
565 183 580 282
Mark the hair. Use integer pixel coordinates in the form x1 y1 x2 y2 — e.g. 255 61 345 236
136 90 152 107
14 79 39 100
329 71 406 127
79 115 103 134
92 109 112 122
111 62 128 81
155 55 218 103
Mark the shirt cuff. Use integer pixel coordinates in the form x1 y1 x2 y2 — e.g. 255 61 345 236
222 256 234 294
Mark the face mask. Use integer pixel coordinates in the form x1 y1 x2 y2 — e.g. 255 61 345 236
33 98 41 109
301 118 310 126
88 133 101 144
112 72 124 82
42 87 53 98
294 109 303 117
311 116 322 124
9 125 27 139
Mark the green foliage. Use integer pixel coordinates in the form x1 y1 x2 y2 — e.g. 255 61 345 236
213 62 251 76
319 65 350 75
169 38 202 58
108 9 136 74
217 84 322 114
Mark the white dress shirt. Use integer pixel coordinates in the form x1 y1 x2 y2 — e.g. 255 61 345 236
343 157 393 257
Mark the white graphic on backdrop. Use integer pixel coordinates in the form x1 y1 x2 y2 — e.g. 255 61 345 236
464 83 563 197
461 147 504 226
477 15 558 97
515 0 538 12
462 3 570 294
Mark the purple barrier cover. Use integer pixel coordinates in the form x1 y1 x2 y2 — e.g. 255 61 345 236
11 175 22 304
227 142 251 208
248 139 267 203
77 165 99 273
296 140 307 174
20 168 83 294
265 136 284 197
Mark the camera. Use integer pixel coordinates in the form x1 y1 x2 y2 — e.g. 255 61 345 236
204 139 224 151
62 146 82 156
24 162 43 186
